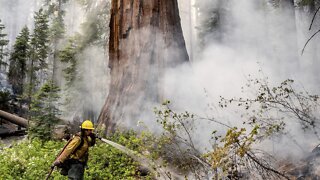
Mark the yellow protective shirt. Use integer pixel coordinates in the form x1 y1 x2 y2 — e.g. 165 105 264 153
57 134 92 163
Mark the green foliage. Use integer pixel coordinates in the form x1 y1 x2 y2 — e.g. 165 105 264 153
76 0 110 47
0 132 155 179
29 81 61 140
154 101 208 178
0 139 63 180
8 27 30 95
297 0 317 6
58 38 79 87
208 126 262 179
86 132 143 179
219 75 320 132
50 13 65 41
153 99 292 179
207 74 320 179
47 0 67 42
54 0 110 115
0 90 11 111
30 8 50 69
28 8 49 86
0 19 9 67
26 8 50 107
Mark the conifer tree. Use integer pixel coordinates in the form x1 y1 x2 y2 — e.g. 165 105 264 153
27 8 50 108
0 19 9 70
48 0 66 83
29 80 60 140
8 27 30 95
194 0 226 48
30 8 50 71
0 90 11 111
59 38 78 88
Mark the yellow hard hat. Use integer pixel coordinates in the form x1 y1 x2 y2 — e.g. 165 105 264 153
80 120 94 130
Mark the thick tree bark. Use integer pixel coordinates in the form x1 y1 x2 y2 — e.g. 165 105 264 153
98 0 189 133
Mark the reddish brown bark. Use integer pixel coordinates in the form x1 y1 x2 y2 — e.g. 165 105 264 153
98 0 189 133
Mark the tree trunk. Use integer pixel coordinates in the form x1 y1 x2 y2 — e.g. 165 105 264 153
98 0 189 133
0 110 28 127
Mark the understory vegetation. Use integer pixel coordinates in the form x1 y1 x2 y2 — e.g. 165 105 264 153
0 132 152 180
1 75 320 180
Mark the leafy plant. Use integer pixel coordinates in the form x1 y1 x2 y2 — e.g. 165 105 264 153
0 132 156 180
207 126 289 179
154 100 210 179
0 139 63 180
219 75 320 134
153 96 295 179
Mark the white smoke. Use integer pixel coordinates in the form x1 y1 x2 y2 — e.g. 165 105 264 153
0 0 110 124
57 0 110 123
167 0 320 155
0 0 41 46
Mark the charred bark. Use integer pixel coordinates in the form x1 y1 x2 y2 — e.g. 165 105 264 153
98 0 189 133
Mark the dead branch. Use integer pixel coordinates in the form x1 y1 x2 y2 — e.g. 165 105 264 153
301 29 320 55
245 151 290 180
309 5 320 30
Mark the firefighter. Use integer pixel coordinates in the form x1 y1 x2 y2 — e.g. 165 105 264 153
52 120 96 180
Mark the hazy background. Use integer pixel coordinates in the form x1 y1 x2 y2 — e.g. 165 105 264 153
1 0 320 158
171 0 320 157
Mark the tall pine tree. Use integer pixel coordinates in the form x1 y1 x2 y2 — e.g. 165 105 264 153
48 0 66 83
59 37 78 88
8 27 30 95
27 8 50 109
0 19 9 71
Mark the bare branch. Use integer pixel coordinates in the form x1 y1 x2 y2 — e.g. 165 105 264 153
301 29 320 55
309 5 320 30
245 151 290 180
197 116 232 129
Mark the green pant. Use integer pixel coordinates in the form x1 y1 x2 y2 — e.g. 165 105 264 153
68 162 85 180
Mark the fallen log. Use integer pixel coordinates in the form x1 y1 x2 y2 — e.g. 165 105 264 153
0 129 26 137
0 110 72 139
0 110 28 128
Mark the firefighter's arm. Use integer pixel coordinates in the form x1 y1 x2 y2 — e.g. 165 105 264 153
56 136 81 163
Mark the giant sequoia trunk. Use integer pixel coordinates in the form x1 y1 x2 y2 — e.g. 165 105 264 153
98 0 189 133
